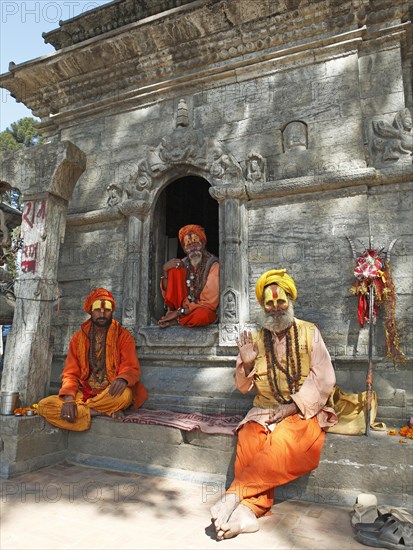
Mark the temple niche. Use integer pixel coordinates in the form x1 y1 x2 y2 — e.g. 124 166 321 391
0 0 411 428
283 121 308 152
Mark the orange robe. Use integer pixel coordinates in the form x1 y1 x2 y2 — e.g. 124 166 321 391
38 319 147 431
228 321 336 517
161 262 219 327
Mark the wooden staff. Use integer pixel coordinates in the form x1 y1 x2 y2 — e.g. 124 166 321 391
365 281 375 436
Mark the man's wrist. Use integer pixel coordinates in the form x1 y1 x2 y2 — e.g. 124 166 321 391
242 360 256 375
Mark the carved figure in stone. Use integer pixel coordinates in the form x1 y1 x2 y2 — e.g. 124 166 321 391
246 152 266 183
37 288 148 431
210 268 341 541
106 184 122 207
283 121 308 152
223 289 238 322
158 224 219 328
372 107 413 162
220 323 239 343
210 145 243 182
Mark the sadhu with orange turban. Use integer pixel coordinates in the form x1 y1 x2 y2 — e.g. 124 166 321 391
38 288 147 432
210 269 338 541
158 224 219 328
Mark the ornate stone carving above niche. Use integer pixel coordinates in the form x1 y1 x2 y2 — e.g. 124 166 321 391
371 108 412 165
106 99 245 214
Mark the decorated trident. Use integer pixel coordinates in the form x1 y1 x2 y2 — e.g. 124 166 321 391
347 236 406 436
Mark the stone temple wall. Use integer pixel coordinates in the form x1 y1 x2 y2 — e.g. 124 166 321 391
1 0 411 420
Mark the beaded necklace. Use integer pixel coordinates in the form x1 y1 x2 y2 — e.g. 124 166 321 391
263 321 302 404
183 251 218 303
88 324 109 385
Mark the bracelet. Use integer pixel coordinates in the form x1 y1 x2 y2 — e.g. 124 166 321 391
160 274 168 280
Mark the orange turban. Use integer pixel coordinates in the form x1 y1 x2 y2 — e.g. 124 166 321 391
84 288 116 313
178 224 207 247
255 269 298 304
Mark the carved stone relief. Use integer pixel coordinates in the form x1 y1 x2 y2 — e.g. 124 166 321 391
372 108 412 163
246 152 266 183
106 99 246 217
222 288 239 323
283 121 308 152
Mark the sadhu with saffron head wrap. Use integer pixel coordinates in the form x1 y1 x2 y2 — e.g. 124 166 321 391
37 288 147 432
158 224 219 328
210 269 337 541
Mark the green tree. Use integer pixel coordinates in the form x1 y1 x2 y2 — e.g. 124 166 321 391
0 117 43 152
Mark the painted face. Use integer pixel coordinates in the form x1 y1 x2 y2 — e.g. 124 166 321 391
90 300 113 327
263 284 289 313
183 233 203 254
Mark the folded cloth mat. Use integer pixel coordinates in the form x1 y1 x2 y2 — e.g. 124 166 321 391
355 514 413 550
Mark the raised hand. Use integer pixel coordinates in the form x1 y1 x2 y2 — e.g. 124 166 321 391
236 330 258 368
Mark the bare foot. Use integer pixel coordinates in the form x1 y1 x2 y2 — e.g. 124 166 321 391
219 504 259 540
158 318 179 328
210 493 240 536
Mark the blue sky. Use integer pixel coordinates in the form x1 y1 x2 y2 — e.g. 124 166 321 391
0 0 112 131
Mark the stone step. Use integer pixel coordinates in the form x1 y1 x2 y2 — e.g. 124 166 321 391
66 417 413 509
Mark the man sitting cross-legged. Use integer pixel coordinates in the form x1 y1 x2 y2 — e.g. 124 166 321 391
158 224 219 328
210 269 338 540
38 288 147 431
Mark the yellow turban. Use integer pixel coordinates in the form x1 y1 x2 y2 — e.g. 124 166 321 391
255 269 298 305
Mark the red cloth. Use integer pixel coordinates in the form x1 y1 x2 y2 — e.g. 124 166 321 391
162 268 217 327
84 288 116 313
163 268 187 311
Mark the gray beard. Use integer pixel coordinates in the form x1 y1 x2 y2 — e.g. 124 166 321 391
189 252 202 267
261 302 295 334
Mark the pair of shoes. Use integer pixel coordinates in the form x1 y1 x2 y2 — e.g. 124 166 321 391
355 513 413 549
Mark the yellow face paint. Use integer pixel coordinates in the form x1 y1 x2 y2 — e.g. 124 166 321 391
183 233 202 248
91 299 113 312
263 285 289 310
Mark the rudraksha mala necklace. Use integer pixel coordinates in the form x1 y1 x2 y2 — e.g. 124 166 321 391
263 321 302 404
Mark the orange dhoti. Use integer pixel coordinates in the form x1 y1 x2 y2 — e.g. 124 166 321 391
163 268 217 327
227 415 325 517
38 386 133 432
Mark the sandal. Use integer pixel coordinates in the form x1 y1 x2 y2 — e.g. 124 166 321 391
351 494 379 527
356 517 413 549
355 511 413 532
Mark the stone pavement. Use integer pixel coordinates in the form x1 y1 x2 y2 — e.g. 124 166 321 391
0 463 369 550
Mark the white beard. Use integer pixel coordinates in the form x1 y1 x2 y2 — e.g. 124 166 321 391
261 302 295 334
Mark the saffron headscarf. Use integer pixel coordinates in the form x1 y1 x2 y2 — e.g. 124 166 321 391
178 224 207 248
83 288 116 313
255 269 298 304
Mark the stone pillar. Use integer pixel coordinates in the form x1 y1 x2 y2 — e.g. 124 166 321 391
210 186 249 345
118 199 150 331
0 142 86 406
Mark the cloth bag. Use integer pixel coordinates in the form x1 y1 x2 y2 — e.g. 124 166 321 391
327 386 386 435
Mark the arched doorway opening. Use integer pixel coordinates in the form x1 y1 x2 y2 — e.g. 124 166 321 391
151 175 219 323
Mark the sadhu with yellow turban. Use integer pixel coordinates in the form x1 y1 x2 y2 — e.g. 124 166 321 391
210 268 338 540
38 288 147 432
158 224 219 328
